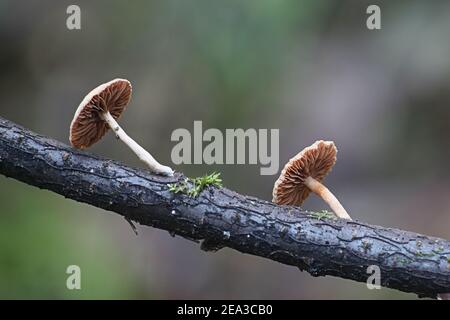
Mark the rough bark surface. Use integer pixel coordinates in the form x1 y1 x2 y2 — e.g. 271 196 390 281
0 116 449 298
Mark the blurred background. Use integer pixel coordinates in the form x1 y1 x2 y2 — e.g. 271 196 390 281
1 0 450 299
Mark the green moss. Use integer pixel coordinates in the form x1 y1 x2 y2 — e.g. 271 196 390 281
168 172 223 198
308 210 336 221
415 251 434 258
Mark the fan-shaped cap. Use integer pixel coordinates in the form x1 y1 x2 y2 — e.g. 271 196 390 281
272 140 337 206
69 78 132 149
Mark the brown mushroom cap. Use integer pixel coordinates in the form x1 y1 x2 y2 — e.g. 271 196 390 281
69 78 132 149
272 140 337 206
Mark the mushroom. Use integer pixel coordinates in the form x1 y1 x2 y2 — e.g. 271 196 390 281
70 78 173 176
272 140 351 220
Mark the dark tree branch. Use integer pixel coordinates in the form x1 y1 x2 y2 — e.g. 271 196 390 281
0 116 449 298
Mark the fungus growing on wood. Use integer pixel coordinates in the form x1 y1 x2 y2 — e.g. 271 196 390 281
70 78 173 176
273 140 351 220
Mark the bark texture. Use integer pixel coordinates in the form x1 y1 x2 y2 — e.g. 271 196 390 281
0 116 449 298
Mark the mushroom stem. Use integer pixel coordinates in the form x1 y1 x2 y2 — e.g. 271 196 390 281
100 111 174 176
304 176 351 220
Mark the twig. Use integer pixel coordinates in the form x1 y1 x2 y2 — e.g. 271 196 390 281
0 116 449 298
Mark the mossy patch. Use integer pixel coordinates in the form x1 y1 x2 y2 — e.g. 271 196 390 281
168 172 222 197
308 210 337 221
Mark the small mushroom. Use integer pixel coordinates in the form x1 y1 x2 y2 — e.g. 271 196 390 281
70 78 173 176
272 140 351 220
